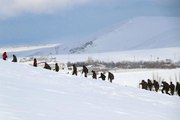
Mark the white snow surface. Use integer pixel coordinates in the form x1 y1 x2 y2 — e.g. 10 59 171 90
0 44 60 53
0 61 180 120
84 16 180 53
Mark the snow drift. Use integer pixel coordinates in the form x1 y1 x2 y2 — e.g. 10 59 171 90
0 61 180 120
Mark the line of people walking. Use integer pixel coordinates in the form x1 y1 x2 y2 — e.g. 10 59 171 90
2 52 59 72
33 58 115 83
72 64 114 83
2 52 114 83
139 79 180 96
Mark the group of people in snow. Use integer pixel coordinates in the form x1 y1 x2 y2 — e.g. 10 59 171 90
72 64 114 83
2 52 17 62
139 79 180 96
32 54 114 83
2 52 60 72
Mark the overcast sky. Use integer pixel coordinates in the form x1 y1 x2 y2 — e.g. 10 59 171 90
0 0 180 46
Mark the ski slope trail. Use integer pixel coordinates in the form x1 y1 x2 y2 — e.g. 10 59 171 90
0 61 179 120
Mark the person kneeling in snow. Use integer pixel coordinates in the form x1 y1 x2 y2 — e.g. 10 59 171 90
139 80 148 90
12 54 17 62
44 62 51 70
99 73 106 81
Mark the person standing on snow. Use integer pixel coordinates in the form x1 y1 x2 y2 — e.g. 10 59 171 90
108 72 114 83
147 79 153 91
153 80 159 92
33 58 37 67
2 52 7 60
54 63 59 72
91 70 97 79
169 82 175 95
82 65 88 77
72 64 77 76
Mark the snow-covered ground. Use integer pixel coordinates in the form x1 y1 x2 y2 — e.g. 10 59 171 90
0 16 180 119
0 60 180 120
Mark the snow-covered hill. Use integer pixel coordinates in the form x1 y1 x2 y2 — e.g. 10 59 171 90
1 16 179 56
0 60 180 120
0 44 68 57
70 17 180 53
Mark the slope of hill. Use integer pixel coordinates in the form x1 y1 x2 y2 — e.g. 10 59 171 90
0 61 180 120
70 16 180 53
1 16 179 56
0 44 68 57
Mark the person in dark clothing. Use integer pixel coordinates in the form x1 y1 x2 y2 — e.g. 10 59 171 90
2 52 7 60
153 80 159 92
139 80 148 90
176 82 180 92
82 65 88 77
175 82 180 96
108 72 114 83
72 64 77 76
147 79 153 91
169 82 175 95
44 62 51 70
54 63 59 72
99 73 106 81
178 88 180 97
91 70 97 79
33 58 37 67
12 54 17 62
161 81 170 95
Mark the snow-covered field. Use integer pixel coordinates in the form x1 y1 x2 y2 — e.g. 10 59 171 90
0 60 180 120
113 68 180 88
0 25 179 119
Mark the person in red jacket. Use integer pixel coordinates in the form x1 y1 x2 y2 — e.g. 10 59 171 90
2 52 7 60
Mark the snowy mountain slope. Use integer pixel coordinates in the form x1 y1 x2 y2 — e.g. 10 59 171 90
1 17 179 56
70 16 180 53
0 44 68 57
0 61 180 120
